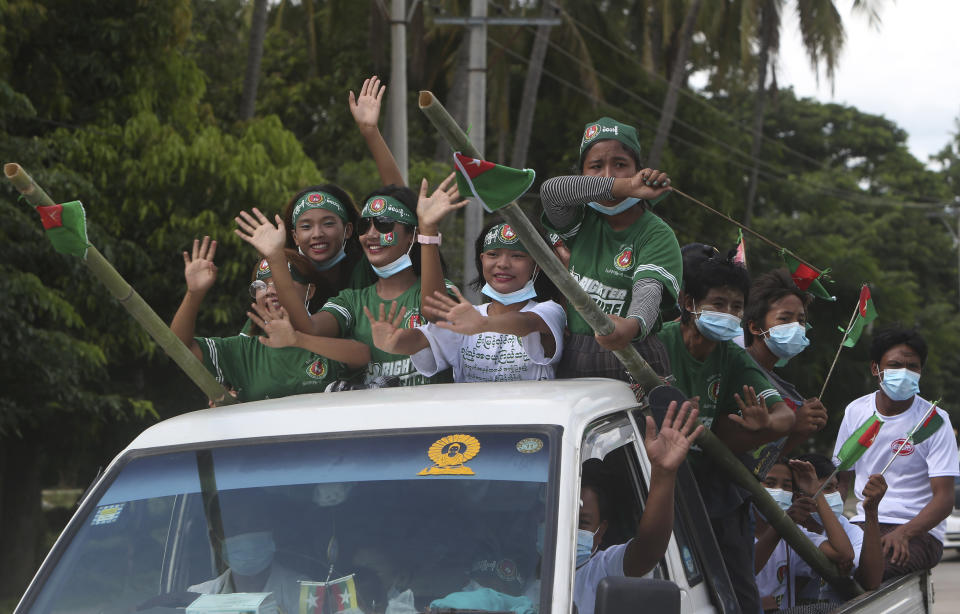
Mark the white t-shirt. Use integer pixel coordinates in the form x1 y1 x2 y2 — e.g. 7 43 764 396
410 300 566 382
832 392 960 542
755 528 827 610
797 515 864 603
573 541 628 614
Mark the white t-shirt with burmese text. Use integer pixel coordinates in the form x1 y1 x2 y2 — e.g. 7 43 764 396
410 300 566 382
832 392 959 542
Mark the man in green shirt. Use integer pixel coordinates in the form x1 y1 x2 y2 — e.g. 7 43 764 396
657 251 794 614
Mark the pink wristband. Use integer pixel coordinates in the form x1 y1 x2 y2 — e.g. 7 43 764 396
417 233 442 245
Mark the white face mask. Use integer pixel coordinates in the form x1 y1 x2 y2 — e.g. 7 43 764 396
824 491 844 516
765 487 793 511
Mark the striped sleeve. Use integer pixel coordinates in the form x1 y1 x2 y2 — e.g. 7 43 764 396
319 289 356 337
540 175 615 238
625 278 662 338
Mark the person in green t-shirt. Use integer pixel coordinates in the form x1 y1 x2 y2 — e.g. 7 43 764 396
169 237 370 402
540 116 681 381
656 251 795 614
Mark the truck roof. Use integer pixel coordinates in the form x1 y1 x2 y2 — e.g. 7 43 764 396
126 379 639 452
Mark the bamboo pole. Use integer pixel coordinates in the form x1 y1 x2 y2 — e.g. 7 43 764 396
416 92 861 598
4 163 236 406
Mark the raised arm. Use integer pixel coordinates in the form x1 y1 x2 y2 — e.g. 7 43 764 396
541 170 671 231
170 236 217 361
248 303 370 369
349 75 405 187
855 474 887 589
791 461 854 567
715 387 795 454
416 174 468 320
624 402 704 576
363 301 429 356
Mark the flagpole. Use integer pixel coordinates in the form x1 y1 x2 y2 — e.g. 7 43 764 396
880 400 939 476
670 188 821 275
810 466 842 501
818 292 863 398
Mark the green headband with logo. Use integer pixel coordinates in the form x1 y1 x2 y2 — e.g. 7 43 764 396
292 190 349 224
361 195 418 226
578 117 643 167
481 223 528 253
255 258 310 285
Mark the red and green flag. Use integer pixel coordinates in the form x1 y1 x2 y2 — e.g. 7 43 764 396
299 574 359 614
733 229 747 266
911 403 944 446
35 200 89 258
842 285 878 348
453 152 535 213
835 415 884 471
781 250 835 301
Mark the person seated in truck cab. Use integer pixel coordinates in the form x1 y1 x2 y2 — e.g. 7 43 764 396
573 401 703 614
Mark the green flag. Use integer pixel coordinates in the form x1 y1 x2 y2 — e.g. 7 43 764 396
836 415 884 471
781 250 835 301
843 284 878 348
911 404 944 446
36 200 89 258
453 152 535 213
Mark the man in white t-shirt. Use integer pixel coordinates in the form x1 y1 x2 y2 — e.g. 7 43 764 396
573 401 704 614
832 327 959 580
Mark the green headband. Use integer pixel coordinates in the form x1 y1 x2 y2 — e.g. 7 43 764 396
361 195 417 226
578 117 642 167
255 258 310 285
292 191 349 224
481 223 528 253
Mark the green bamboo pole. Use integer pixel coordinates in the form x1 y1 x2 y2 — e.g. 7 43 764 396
416 92 861 598
4 162 236 406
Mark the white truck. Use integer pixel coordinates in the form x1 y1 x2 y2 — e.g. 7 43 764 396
14 380 933 614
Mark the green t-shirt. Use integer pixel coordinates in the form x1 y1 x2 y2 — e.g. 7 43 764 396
656 321 783 439
197 335 344 402
543 207 682 335
320 281 454 386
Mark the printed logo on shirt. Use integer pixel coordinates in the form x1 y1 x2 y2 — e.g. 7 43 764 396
568 269 629 316
706 375 722 402
307 359 327 380
257 258 271 276
614 246 633 271
499 224 519 243
583 124 600 141
890 438 915 456
776 564 787 585
369 197 387 213
307 192 324 204
406 312 424 328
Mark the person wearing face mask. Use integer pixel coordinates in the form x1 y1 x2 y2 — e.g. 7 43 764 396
573 402 703 614
754 459 853 611
832 326 959 580
362 221 566 383
169 238 369 402
657 252 794 614
539 117 680 381
742 269 830 475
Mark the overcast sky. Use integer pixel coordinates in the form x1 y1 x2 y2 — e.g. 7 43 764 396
776 0 960 166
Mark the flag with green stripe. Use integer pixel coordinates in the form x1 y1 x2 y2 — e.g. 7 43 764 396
781 250 835 301
843 285 878 348
911 405 944 445
836 415 884 471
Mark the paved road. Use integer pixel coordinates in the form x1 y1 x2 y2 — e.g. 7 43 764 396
933 548 960 613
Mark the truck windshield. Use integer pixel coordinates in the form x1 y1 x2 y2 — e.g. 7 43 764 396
26 429 557 614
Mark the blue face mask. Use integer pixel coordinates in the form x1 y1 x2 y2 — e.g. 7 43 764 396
576 528 599 568
765 487 793 512
224 531 275 577
693 305 742 342
481 269 538 305
880 368 920 401
762 322 810 359
300 239 347 272
586 197 641 216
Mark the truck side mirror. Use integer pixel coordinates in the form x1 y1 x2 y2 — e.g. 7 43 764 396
594 577 680 614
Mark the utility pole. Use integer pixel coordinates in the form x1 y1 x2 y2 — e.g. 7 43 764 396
433 4 560 299
386 0 410 184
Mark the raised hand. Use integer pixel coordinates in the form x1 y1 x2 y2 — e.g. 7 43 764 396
363 301 408 354
788 460 821 498
348 75 386 134
183 236 218 294
626 168 672 201
428 287 484 335
786 497 816 524
794 397 828 436
728 385 771 432
416 173 469 233
862 473 888 513
643 401 704 473
235 207 287 259
248 301 296 349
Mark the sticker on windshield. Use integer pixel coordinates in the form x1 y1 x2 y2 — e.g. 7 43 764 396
516 437 543 454
418 434 480 476
91 503 124 526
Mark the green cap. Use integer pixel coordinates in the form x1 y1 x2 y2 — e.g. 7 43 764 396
255 258 310 285
292 190 350 224
481 223 528 253
578 117 642 167
360 195 417 226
